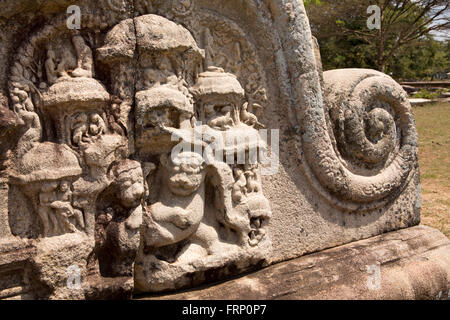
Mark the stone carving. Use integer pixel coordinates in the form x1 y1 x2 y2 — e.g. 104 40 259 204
171 0 195 17
95 14 272 292
9 143 83 237
95 159 144 277
142 152 206 249
0 0 422 300
300 69 418 211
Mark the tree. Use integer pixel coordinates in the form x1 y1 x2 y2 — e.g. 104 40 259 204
390 37 450 80
306 0 450 72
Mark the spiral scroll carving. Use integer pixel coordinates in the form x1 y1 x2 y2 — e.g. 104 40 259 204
301 69 418 211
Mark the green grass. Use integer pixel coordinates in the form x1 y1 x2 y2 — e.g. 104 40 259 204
413 102 450 238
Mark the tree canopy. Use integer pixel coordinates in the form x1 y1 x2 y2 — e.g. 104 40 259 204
305 0 450 80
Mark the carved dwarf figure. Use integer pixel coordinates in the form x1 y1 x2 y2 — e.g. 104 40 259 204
96 160 144 276
142 152 206 249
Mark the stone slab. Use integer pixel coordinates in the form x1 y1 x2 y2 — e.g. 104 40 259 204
141 226 450 300
0 0 425 298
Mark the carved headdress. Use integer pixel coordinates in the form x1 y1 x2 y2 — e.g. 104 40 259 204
97 14 204 71
190 66 245 102
9 142 82 185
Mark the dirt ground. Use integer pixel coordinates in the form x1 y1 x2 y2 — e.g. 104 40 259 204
413 101 450 238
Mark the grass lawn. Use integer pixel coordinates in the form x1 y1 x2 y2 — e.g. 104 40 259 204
413 101 450 238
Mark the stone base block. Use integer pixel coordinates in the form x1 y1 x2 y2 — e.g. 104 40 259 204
141 226 450 300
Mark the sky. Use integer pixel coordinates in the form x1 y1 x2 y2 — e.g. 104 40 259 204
430 5 450 41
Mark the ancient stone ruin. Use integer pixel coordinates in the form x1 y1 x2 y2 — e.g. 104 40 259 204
0 0 448 300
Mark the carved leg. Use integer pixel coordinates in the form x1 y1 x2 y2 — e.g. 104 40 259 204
73 209 85 229
48 210 59 236
37 207 50 237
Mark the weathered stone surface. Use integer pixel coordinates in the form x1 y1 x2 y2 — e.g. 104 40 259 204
142 226 450 300
0 0 433 299
0 238 35 299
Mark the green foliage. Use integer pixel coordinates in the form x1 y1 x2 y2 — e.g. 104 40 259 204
413 89 441 99
390 39 450 80
303 0 321 8
318 36 376 71
335 20 345 27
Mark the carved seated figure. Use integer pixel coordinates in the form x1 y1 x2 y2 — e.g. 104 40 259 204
49 180 85 233
37 179 86 237
142 152 206 249
9 142 83 238
70 112 107 146
45 49 58 85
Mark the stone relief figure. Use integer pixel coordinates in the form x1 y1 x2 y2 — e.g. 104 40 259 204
56 48 77 79
135 84 195 155
143 56 178 88
93 14 272 292
89 114 106 136
142 152 206 249
187 66 271 248
43 34 94 85
7 21 127 244
244 164 260 194
241 102 265 129
45 49 58 85
202 28 215 69
10 86 42 158
69 112 107 147
71 113 89 145
0 0 426 301
190 67 241 126
232 167 247 203
71 34 94 78
48 181 80 234
96 160 144 277
9 142 83 237
38 182 60 236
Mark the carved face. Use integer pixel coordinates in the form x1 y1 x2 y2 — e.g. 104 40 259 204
117 167 145 209
70 112 106 146
365 108 392 143
167 170 203 197
145 108 173 129
162 153 205 196
59 181 71 193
